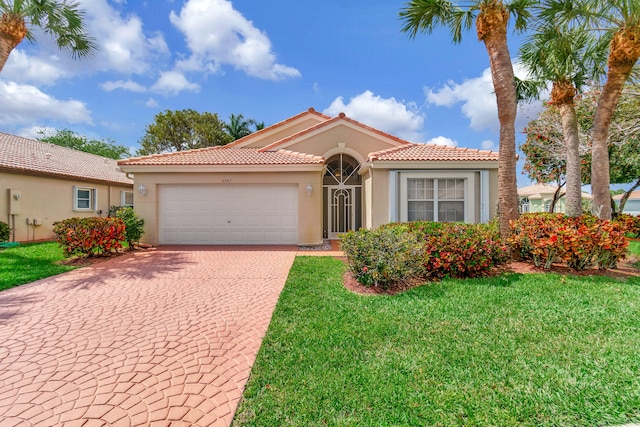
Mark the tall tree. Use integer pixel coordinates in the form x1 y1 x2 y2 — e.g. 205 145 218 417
519 7 607 216
400 0 533 239
589 0 640 219
37 129 131 159
137 109 231 155
522 83 640 214
0 0 96 72
224 113 255 141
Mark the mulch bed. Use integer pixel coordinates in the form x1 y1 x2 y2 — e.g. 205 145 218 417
342 256 640 296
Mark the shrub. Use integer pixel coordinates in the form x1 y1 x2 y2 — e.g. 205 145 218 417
408 221 509 279
613 213 640 238
53 217 125 257
509 213 627 271
340 226 425 288
0 221 10 242
110 206 145 249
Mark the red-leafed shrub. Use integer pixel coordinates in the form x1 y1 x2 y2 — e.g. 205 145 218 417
53 217 126 257
613 213 640 238
407 221 509 279
509 213 627 271
341 221 508 288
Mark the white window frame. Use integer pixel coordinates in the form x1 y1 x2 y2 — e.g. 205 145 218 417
121 190 134 207
73 186 97 211
399 172 476 223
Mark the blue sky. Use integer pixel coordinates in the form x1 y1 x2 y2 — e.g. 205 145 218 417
1 0 546 185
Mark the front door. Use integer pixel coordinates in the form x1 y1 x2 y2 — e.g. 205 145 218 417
323 153 362 239
327 186 357 239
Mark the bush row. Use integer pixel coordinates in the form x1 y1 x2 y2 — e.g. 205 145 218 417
342 212 636 288
341 221 508 288
510 213 628 270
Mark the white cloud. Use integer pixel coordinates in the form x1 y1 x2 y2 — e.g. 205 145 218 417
145 97 160 108
427 136 457 147
0 80 92 126
426 65 544 134
481 139 497 151
2 50 67 85
82 0 169 74
100 79 147 92
323 91 425 142
169 0 300 80
150 71 200 96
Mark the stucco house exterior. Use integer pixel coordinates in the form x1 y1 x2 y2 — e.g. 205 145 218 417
118 108 499 246
518 183 592 214
1 132 134 242
614 190 640 215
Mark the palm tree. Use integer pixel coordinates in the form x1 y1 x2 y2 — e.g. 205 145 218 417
519 17 607 217
0 0 96 72
400 0 533 239
224 113 256 141
588 0 640 219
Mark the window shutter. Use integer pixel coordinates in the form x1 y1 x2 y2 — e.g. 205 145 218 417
73 186 78 210
93 189 98 211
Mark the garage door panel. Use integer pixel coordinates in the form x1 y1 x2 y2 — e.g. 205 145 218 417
159 184 299 245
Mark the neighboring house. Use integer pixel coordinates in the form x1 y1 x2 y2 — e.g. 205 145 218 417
518 183 592 214
1 132 134 242
613 190 640 215
118 108 499 246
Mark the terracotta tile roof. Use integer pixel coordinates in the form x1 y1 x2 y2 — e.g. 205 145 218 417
518 183 591 199
118 147 324 166
369 143 499 162
0 132 133 185
259 112 412 152
224 108 331 148
613 190 640 200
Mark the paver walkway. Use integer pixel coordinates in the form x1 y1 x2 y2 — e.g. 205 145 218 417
0 247 296 426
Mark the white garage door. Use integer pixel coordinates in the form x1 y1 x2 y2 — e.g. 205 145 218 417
159 184 298 245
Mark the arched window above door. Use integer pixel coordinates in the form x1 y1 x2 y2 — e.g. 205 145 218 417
324 154 361 186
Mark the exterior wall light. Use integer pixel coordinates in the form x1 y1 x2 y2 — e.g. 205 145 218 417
138 184 147 196
306 184 313 196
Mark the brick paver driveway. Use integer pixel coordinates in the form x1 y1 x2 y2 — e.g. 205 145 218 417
0 247 296 426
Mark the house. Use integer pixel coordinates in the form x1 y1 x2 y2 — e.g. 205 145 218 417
613 190 640 215
518 183 592 214
118 108 499 246
1 132 134 242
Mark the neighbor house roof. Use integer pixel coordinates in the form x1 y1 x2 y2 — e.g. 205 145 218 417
118 147 325 166
0 132 133 186
613 190 640 200
369 143 499 162
518 183 592 199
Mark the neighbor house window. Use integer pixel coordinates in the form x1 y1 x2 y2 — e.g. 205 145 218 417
520 197 530 213
406 178 465 222
121 191 134 207
73 186 97 211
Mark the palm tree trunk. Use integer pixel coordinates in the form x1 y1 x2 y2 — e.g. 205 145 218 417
558 103 582 217
591 28 640 220
477 3 518 240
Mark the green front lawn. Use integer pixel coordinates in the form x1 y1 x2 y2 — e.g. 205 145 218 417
0 241 78 291
234 257 640 426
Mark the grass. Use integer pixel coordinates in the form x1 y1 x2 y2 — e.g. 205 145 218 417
234 257 640 427
629 240 640 268
0 241 78 291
